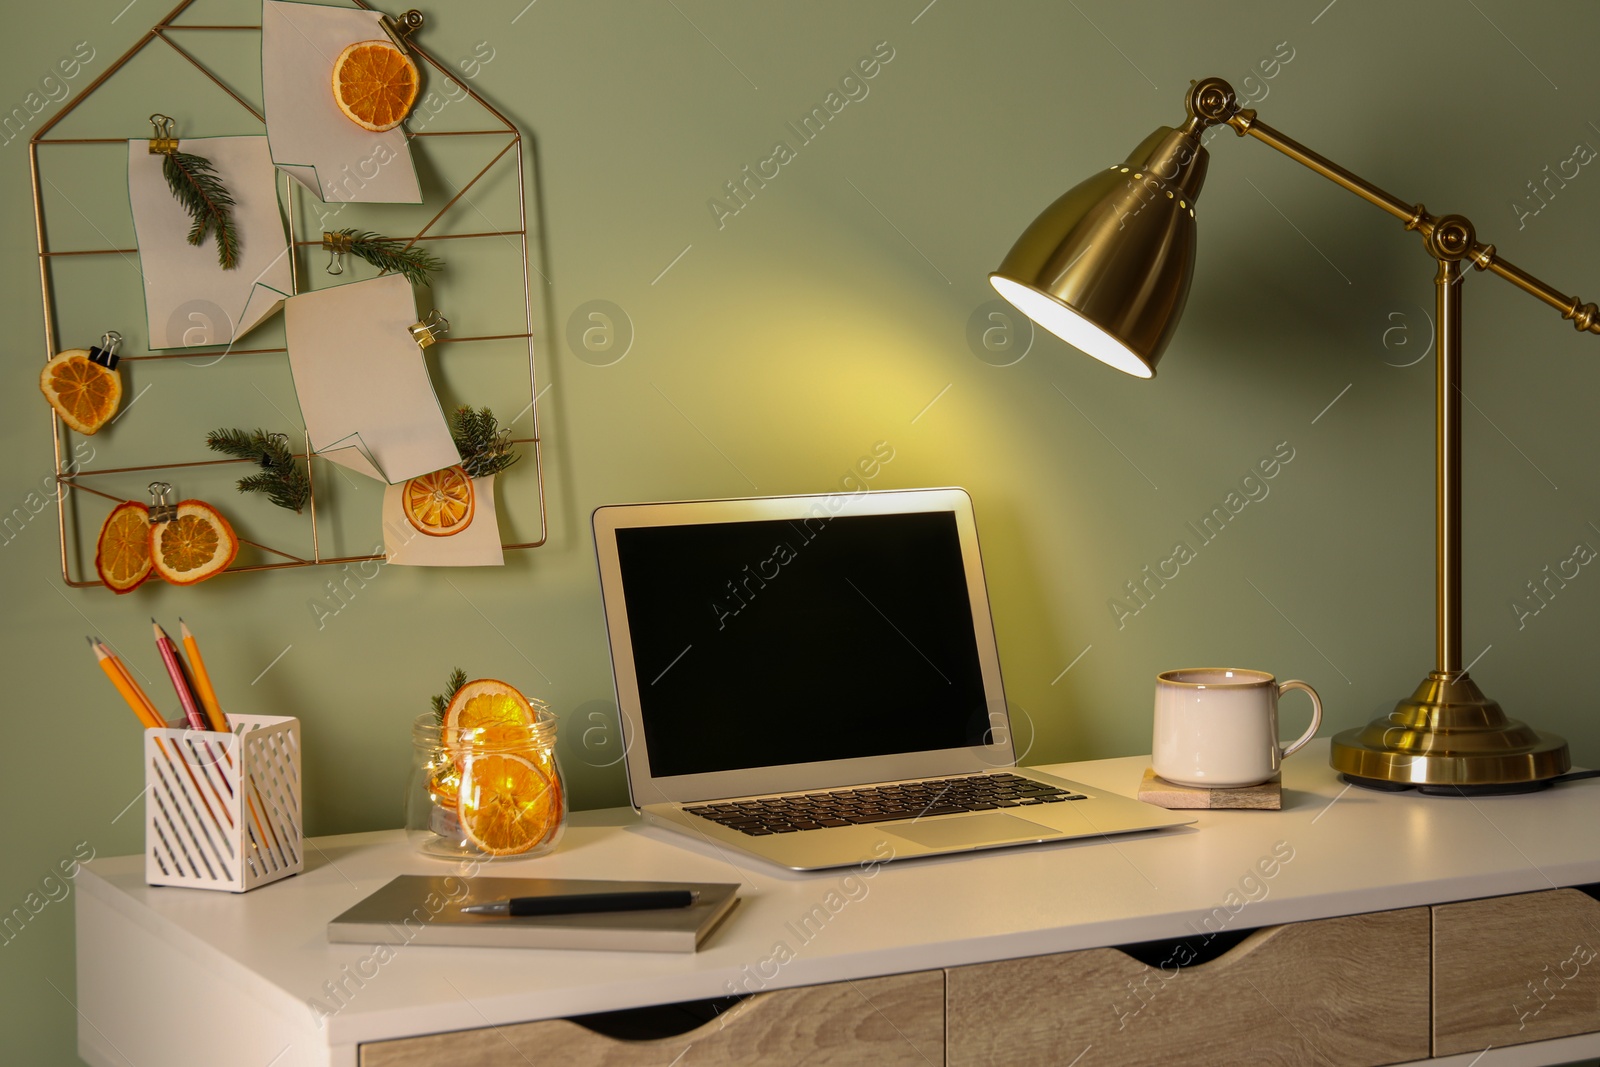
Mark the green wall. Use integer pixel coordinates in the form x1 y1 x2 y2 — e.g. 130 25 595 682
4 1 1598 1061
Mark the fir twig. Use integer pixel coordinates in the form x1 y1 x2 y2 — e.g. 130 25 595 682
206 428 310 513
331 229 443 286
450 406 519 478
431 667 468 725
163 151 240 270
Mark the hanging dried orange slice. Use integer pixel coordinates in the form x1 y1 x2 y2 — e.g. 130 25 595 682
149 500 239 586
443 678 536 748
331 40 420 132
95 501 152 594
403 465 474 537
457 752 559 856
39 350 122 435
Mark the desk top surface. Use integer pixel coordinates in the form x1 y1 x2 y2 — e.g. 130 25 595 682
78 741 1600 1047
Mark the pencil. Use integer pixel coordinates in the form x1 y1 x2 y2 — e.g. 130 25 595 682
96 638 237 842
92 638 160 725
90 638 162 729
101 640 169 728
178 619 228 732
153 620 208 731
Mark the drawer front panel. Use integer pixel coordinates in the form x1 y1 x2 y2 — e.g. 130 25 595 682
1433 887 1600 1055
945 908 1430 1067
360 969 944 1067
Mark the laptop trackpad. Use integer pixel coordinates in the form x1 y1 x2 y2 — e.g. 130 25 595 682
885 812 1056 850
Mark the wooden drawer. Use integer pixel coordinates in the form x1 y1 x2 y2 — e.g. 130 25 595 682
1433 887 1600 1055
945 908 1430 1067
359 969 944 1066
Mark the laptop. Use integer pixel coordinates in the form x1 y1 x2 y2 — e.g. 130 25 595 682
591 487 1193 870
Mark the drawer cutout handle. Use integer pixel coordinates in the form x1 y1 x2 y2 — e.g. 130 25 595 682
568 994 749 1042
1113 927 1253 970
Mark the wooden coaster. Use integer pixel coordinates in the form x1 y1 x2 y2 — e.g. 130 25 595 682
1138 768 1282 810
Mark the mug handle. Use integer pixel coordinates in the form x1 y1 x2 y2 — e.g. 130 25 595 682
1277 680 1323 759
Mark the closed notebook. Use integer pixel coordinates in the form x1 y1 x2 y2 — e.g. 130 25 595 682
328 876 740 953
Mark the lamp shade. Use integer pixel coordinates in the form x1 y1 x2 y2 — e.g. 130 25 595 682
990 126 1209 377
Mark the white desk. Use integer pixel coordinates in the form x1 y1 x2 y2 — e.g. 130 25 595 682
75 742 1600 1067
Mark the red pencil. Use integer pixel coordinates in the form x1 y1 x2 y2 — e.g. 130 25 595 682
153 619 208 730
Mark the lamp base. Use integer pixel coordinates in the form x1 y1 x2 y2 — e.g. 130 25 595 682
1339 774 1555 796
1328 670 1570 789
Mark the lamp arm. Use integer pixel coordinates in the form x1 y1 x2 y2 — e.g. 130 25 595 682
1185 77 1600 334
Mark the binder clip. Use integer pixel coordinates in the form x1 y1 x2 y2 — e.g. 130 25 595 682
88 331 122 371
409 309 449 349
148 482 177 523
380 9 424 53
148 114 178 156
322 231 354 276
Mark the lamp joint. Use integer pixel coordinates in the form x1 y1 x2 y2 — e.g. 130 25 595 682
1406 209 1494 271
1425 214 1476 263
1568 301 1599 332
1185 77 1240 130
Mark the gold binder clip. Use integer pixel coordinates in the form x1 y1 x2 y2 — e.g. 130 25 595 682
409 309 448 349
322 231 354 276
379 9 424 53
148 481 177 523
89 331 122 370
148 114 178 155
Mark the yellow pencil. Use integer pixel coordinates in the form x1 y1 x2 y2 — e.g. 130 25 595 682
97 639 165 728
94 638 242 843
178 619 228 732
90 637 162 729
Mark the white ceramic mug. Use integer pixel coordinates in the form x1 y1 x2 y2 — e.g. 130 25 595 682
1152 668 1322 788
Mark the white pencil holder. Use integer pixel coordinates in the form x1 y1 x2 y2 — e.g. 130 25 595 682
144 714 303 892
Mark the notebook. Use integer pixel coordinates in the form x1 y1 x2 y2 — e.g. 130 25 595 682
591 487 1193 871
327 877 740 953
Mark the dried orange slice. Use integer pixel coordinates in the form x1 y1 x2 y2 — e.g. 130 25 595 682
95 501 152 594
39 350 122 435
443 678 536 748
331 40 419 132
403 465 474 537
428 764 461 810
533 752 564 850
150 500 239 586
457 752 558 856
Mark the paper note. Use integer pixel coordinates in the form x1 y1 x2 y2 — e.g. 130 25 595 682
382 475 505 566
262 0 422 205
127 136 293 349
284 274 458 483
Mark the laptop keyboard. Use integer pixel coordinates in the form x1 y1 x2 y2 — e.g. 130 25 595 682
682 772 1088 836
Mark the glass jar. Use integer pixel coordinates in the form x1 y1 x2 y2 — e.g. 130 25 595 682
407 709 565 860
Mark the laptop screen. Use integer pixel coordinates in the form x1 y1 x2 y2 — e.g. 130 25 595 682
610 508 993 779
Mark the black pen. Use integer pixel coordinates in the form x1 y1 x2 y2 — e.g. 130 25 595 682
460 890 698 917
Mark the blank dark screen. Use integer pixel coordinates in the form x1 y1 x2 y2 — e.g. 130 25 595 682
613 510 992 778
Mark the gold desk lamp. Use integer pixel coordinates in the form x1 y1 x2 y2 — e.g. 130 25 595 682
991 77 1596 793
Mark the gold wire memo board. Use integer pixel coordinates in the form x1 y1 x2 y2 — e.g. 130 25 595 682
30 0 547 588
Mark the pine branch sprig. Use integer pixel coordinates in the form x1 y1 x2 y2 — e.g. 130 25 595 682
234 469 308 513
163 151 240 270
331 229 443 286
450 406 519 479
205 427 263 460
431 667 468 725
206 428 310 513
